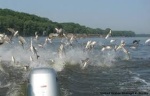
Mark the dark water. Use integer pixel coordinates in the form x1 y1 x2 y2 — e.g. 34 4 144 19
0 37 150 96
58 60 150 96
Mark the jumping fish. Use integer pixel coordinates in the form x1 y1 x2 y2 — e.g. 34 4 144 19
55 28 63 34
105 29 111 39
58 44 65 58
0 33 5 45
34 32 39 40
7 28 19 40
101 45 112 51
11 56 15 63
122 47 130 60
115 40 125 51
81 58 90 69
145 39 150 44
18 36 26 49
85 41 96 50
30 38 40 59
30 56 33 62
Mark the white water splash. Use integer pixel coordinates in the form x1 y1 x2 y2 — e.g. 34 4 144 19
132 76 150 92
0 37 127 96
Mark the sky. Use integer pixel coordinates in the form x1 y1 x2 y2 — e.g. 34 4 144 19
0 0 150 34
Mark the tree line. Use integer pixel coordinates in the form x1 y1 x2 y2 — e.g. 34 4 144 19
0 8 135 37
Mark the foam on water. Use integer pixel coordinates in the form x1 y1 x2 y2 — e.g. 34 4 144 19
0 40 118 96
132 76 150 91
6 82 23 96
0 37 150 96
0 37 126 73
0 38 120 79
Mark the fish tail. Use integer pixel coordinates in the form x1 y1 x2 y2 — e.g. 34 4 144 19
37 55 40 59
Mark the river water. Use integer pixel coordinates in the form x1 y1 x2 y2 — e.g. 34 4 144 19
0 37 150 96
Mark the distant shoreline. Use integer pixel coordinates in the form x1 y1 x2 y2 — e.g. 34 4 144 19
76 34 150 37
135 34 150 37
22 33 150 38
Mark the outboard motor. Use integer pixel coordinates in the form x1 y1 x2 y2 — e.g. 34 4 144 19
28 68 58 96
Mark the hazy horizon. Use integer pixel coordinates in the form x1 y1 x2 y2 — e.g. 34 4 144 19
0 0 150 34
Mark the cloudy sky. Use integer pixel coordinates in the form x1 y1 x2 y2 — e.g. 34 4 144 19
0 0 150 34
